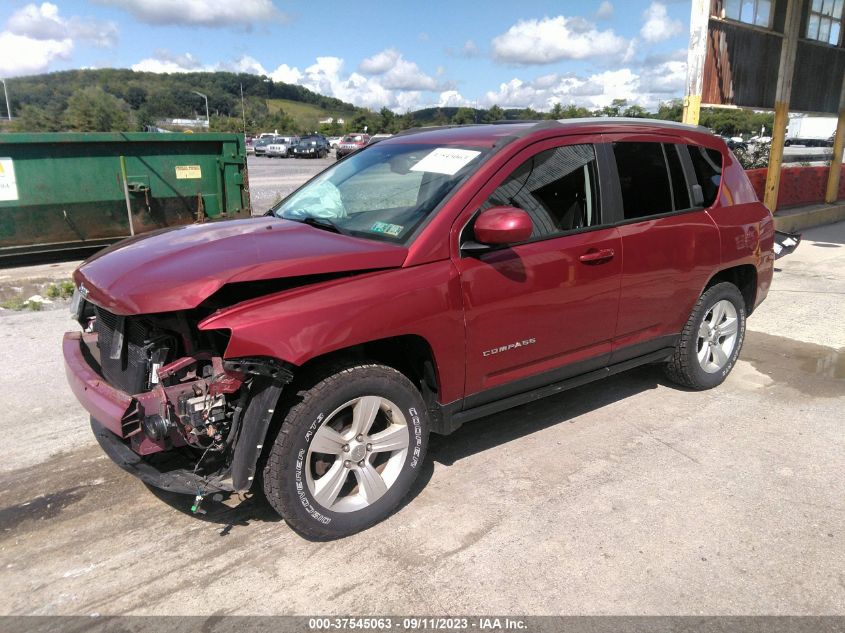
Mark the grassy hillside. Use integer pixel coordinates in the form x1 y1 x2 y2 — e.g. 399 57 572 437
266 98 352 131
3 68 364 134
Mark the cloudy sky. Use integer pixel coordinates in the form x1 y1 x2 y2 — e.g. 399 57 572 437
0 0 692 112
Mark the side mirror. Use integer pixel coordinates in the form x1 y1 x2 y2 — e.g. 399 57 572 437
473 206 533 245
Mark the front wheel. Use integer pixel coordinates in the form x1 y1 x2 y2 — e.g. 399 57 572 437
664 282 747 390
263 364 429 539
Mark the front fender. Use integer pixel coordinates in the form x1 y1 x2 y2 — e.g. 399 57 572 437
198 261 466 404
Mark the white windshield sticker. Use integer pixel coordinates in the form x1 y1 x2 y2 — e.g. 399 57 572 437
410 148 481 175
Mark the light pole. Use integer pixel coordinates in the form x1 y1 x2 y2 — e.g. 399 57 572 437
0 79 10 121
192 90 209 128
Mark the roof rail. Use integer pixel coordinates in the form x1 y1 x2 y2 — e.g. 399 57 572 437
554 116 712 133
392 124 483 138
391 117 712 140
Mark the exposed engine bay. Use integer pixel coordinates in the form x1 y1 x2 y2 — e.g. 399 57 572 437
74 297 292 495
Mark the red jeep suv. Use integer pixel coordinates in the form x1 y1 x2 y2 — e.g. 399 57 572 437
64 119 774 539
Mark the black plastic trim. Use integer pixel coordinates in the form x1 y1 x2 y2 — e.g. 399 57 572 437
91 417 233 495
430 347 675 435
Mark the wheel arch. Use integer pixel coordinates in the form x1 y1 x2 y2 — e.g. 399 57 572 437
294 334 442 409
704 264 758 314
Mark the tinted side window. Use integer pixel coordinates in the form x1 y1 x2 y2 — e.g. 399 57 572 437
483 144 600 240
688 145 723 207
612 142 674 219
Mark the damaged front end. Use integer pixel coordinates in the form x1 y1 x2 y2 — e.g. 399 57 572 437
63 299 292 496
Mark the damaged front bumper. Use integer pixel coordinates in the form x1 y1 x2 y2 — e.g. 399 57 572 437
91 417 233 494
63 331 290 494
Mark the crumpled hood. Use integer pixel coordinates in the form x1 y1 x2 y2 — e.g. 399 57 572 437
74 217 408 315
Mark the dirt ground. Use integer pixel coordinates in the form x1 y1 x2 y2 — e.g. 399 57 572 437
0 214 843 616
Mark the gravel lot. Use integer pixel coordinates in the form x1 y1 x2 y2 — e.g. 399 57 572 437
0 153 843 616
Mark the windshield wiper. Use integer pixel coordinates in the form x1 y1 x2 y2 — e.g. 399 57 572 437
299 216 344 234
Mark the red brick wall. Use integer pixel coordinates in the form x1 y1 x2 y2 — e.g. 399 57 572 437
745 166 845 210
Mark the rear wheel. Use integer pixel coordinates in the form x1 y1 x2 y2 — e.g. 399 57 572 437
665 282 746 390
263 364 429 539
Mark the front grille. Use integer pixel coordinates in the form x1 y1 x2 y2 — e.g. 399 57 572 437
94 306 154 395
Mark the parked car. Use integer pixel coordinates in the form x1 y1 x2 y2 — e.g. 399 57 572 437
64 119 774 539
335 133 370 159
245 137 255 154
253 137 274 157
721 136 747 151
265 136 300 158
328 136 343 149
292 135 330 158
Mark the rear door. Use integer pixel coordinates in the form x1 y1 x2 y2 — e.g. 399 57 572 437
454 138 622 406
602 137 721 363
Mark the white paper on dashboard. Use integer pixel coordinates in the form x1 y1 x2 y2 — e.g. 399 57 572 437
410 148 481 176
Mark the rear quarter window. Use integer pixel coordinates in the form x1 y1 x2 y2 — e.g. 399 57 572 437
689 145 723 207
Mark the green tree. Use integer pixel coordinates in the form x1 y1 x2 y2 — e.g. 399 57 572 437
487 104 505 122
600 98 628 117
11 104 65 132
261 108 298 134
655 99 683 121
378 107 397 133
397 111 415 130
63 87 130 131
548 103 565 119
125 85 147 109
517 107 541 120
431 108 449 126
622 104 649 118
346 112 372 133
452 107 477 124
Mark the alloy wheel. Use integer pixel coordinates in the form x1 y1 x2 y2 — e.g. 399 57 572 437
696 299 739 373
306 396 410 513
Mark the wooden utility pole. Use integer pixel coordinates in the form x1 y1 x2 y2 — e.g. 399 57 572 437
682 0 710 125
825 75 845 203
764 0 804 212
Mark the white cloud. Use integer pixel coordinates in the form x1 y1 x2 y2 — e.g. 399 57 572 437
93 0 284 27
438 90 469 107
480 61 686 111
270 63 303 84
358 48 438 90
491 15 629 64
7 2 118 48
462 40 480 57
640 2 684 42
131 50 205 73
0 31 72 76
359 48 400 75
638 60 687 93
7 3 66 40
225 55 268 75
597 1 614 19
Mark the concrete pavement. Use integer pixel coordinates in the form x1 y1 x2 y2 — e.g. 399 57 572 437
0 222 843 616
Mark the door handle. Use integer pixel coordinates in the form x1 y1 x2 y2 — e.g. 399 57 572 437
579 248 615 264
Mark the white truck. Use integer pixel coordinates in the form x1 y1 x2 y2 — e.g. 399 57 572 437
785 115 836 147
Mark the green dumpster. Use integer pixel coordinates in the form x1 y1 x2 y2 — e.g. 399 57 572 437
0 132 250 262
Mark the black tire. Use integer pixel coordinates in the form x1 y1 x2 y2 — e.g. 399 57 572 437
664 282 747 390
263 364 429 540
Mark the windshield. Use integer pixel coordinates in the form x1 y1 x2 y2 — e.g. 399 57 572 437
272 142 487 243
343 135 365 143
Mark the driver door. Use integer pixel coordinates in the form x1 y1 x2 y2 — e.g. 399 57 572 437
454 139 622 407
